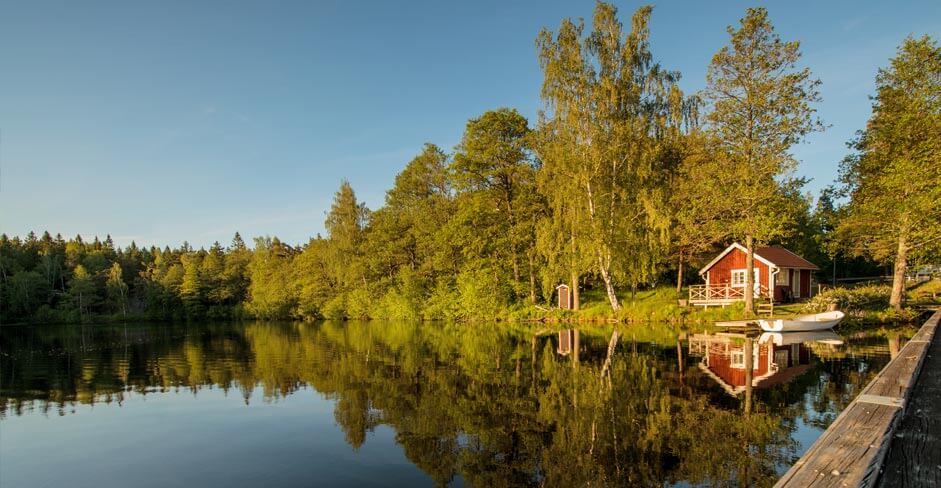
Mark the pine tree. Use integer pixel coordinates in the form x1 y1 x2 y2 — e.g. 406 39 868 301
704 7 823 314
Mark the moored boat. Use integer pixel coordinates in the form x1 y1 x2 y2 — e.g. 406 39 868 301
758 311 845 332
758 329 844 346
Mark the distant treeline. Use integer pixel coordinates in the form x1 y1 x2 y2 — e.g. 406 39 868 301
2 4 936 323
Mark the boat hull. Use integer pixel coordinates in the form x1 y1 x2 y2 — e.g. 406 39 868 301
758 330 844 346
758 311 845 332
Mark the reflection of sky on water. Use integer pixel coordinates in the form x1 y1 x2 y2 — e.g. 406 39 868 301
2 386 436 488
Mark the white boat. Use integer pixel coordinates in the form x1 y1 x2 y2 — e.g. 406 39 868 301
758 311 845 332
758 330 844 346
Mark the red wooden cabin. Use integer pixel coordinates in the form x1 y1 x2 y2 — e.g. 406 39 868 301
689 243 819 306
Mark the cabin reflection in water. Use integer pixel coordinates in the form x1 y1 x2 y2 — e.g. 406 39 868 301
688 331 843 396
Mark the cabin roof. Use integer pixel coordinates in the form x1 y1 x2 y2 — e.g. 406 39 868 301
754 246 819 270
699 242 819 275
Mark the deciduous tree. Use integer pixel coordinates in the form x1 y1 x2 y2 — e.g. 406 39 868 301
836 35 941 310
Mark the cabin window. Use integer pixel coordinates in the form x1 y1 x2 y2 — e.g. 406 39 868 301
731 269 747 287
775 269 789 285
731 349 759 369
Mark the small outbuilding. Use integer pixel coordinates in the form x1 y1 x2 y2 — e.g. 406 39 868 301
556 284 572 310
690 243 819 306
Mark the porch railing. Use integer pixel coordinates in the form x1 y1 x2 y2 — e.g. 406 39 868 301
688 284 769 302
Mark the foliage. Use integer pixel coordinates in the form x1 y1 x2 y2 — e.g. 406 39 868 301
835 35 941 309
908 279 941 304
702 7 824 313
801 284 892 312
2 8 928 325
535 3 689 311
800 284 921 324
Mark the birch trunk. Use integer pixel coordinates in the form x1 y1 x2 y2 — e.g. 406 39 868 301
598 254 621 311
889 233 908 311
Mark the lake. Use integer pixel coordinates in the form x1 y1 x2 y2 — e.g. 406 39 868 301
0 321 908 487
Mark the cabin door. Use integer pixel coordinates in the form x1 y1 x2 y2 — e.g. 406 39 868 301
753 269 761 296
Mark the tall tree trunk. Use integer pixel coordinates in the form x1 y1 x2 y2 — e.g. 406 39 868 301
528 251 536 304
676 248 684 295
744 235 755 317
502 190 521 289
571 271 580 311
598 255 621 311
570 229 580 311
889 233 908 311
744 336 753 416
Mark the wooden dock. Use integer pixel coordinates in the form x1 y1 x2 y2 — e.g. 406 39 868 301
774 309 940 488
713 319 758 329
878 309 941 487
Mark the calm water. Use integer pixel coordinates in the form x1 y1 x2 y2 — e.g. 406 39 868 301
0 321 909 487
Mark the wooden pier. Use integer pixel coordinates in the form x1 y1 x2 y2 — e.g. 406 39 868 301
775 309 940 488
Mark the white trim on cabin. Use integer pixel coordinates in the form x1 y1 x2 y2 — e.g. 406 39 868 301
698 242 775 276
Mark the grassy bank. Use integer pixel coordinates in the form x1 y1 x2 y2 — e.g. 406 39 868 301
515 280 940 328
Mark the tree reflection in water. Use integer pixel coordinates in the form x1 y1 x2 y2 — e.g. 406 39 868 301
0 321 905 487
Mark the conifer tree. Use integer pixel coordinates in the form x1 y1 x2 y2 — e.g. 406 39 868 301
704 7 823 314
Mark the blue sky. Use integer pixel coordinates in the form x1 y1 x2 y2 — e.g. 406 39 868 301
2 1 938 249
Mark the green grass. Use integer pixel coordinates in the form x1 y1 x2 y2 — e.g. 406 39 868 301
516 280 938 327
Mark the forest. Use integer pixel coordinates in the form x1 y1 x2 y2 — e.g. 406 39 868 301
2 4 939 324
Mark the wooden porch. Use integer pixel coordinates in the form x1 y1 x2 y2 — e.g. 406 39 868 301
688 284 769 307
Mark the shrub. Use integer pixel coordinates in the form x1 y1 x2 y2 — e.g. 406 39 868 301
801 285 891 313
322 294 347 320
345 287 373 320
908 279 941 303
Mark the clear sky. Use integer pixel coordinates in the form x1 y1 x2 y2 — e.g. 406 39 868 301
2 0 938 249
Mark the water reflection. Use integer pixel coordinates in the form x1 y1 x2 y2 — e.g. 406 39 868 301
0 322 911 487
689 330 843 397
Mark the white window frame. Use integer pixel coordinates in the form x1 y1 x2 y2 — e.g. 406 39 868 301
730 269 747 287
775 267 790 286
730 348 759 370
731 268 760 288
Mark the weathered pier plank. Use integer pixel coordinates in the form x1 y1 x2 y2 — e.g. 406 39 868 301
775 309 940 488
878 309 941 488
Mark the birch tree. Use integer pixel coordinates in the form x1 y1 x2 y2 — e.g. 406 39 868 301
536 3 682 311
704 8 823 314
